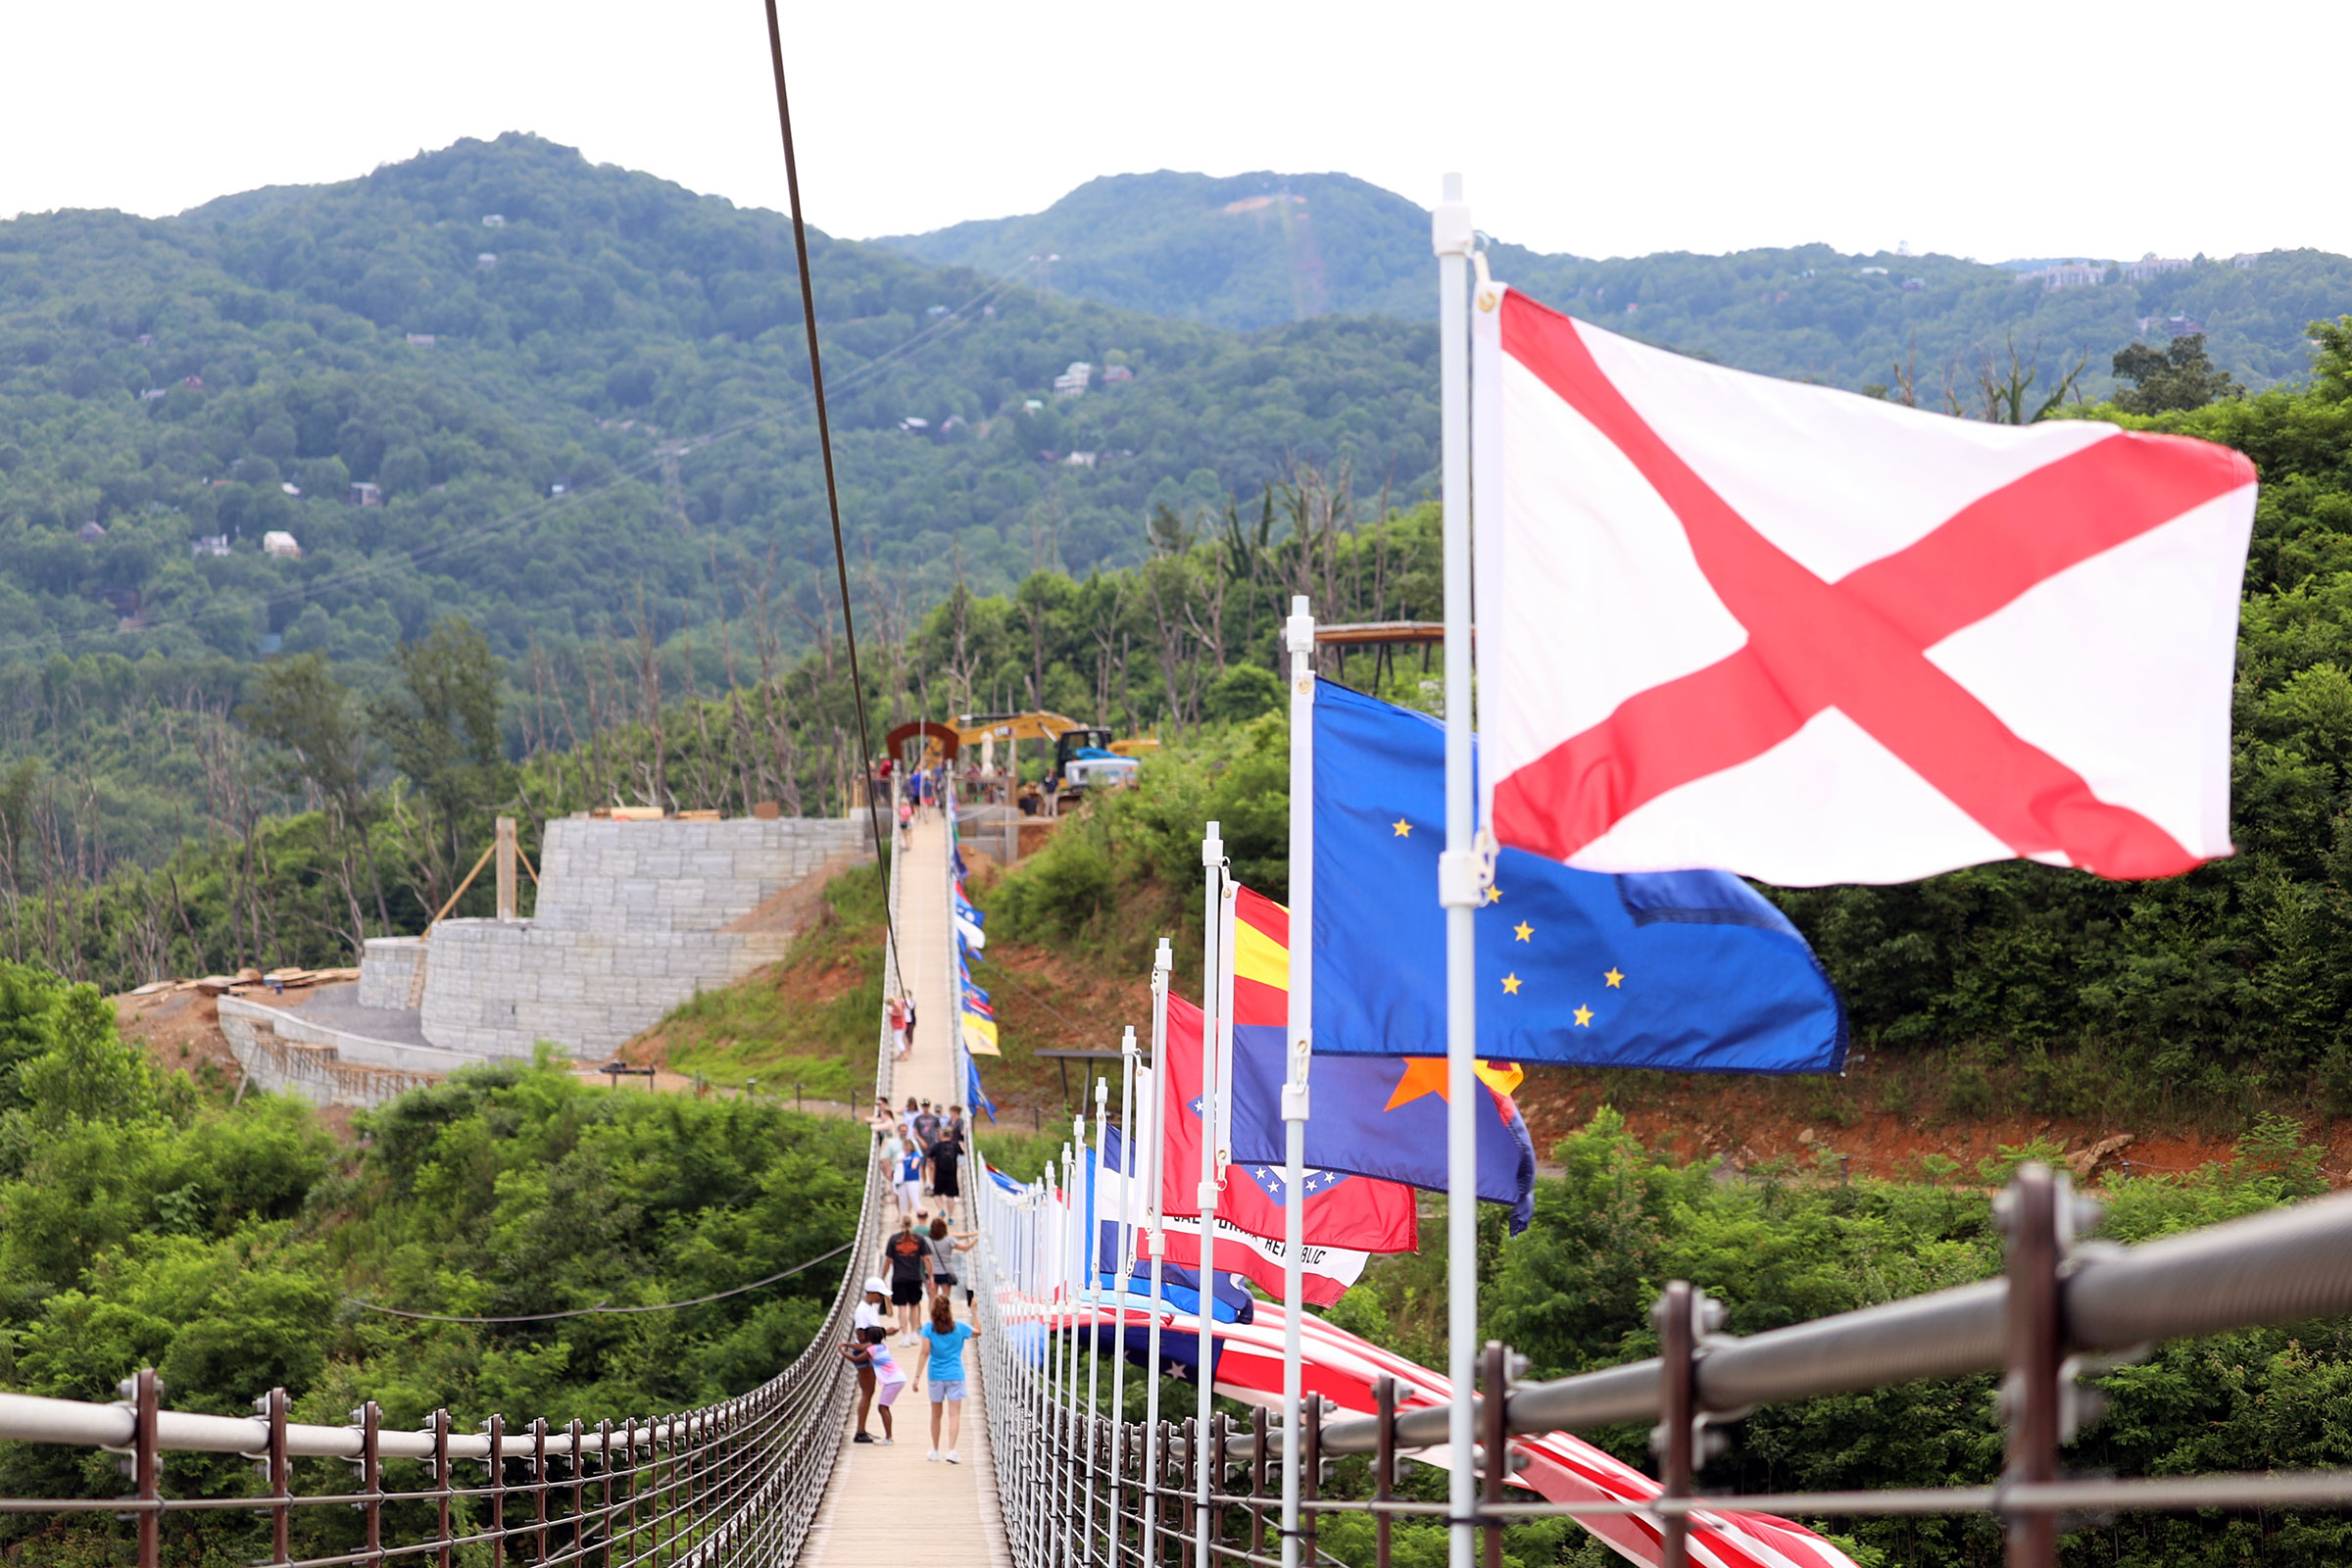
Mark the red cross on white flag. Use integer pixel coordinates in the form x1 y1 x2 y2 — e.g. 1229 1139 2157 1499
1474 289 2259 887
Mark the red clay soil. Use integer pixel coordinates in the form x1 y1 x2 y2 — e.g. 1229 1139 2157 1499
975 942 2334 1186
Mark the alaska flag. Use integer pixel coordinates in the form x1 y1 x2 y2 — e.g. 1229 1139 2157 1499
1224 886 1536 1232
1313 683 1847 1073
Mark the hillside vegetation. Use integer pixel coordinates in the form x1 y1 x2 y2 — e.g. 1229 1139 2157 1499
879 170 2352 394
0 961 862 1563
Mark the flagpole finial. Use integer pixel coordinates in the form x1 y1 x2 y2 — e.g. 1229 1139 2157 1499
1203 820 1224 864
1122 1024 1138 1057
1154 938 1173 977
1434 176 1472 258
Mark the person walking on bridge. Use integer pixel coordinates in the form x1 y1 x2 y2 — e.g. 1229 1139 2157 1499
882 1217 935 1344
915 1295 979 1463
850 1278 890 1442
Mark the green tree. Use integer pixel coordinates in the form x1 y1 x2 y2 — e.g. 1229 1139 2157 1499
2112 332 2241 414
240 653 392 940
369 616 510 911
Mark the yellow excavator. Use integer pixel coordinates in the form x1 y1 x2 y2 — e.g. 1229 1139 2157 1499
953 711 1159 809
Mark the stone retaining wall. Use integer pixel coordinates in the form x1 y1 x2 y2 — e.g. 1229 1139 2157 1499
219 999 445 1109
358 937 420 1008
356 814 872 1061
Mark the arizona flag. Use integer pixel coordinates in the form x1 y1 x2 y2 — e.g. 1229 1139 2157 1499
1474 288 2259 887
1158 993 1417 1305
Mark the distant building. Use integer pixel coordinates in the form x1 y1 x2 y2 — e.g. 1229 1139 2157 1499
2231 253 2259 269
926 304 950 318
139 387 170 401
1102 365 1135 384
262 530 302 559
2024 263 2105 289
349 481 382 507
406 333 436 347
192 534 230 559
1022 398 1045 412
482 214 506 227
182 375 204 389
77 520 107 543
280 482 302 497
477 253 499 270
549 479 570 497
1901 277 1927 291
2117 256 2191 282
1858 266 1890 276
1062 451 1100 468
1053 361 1093 397
136 333 154 347
2165 314 2208 336
899 416 931 431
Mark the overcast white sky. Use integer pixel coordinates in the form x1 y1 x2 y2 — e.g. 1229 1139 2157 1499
5 0 2342 263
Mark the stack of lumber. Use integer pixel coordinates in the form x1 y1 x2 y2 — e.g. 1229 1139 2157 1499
126 966 362 1000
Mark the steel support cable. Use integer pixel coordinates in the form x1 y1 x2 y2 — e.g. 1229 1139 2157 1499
342 1239 853 1322
761 0 902 977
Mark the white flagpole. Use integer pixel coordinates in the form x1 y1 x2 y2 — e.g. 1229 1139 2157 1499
1108 1023 1138 1541
1084 1079 1108 1556
1195 820 1226 1568
1142 938 1173 1568
1433 171 1482 1568
1280 596 1316 1568
1055 1142 1077 1568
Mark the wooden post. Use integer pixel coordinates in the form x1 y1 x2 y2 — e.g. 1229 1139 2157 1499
495 816 517 921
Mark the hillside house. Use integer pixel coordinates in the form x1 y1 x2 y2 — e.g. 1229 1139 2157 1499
477 253 499 270
1102 365 1135 384
77 520 107 543
1054 362 1093 397
1062 451 1100 468
263 530 302 560
2117 256 2191 282
192 535 230 559
349 481 382 506
406 333 436 347
482 214 506 227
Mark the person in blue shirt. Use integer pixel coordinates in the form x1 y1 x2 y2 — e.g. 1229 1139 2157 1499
915 1295 980 1463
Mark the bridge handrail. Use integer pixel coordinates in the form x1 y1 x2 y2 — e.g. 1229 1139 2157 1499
0 827 900 1568
966 1140 2352 1568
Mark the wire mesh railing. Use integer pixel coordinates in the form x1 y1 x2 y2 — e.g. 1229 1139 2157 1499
0 823 899 1568
967 1147 2352 1568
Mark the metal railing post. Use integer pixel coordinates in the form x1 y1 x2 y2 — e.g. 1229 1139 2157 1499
359 1399 383 1566
1373 1377 1396 1568
532 1416 550 1563
1655 1284 1695 1568
132 1367 160 1568
266 1386 292 1566
2003 1164 2063 1568
570 1418 587 1566
1301 1395 1323 1568
485 1413 507 1568
599 1419 616 1568
432 1407 453 1568
1480 1344 1507 1568
1249 1405 1269 1559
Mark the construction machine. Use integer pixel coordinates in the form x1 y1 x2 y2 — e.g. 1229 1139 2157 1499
954 710 1153 809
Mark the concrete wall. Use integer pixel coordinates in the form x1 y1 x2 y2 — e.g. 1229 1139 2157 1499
389 815 870 1061
219 998 445 1109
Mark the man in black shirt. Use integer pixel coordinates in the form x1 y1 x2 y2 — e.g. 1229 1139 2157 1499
880 1219 935 1345
927 1123 966 1223
910 1102 944 1186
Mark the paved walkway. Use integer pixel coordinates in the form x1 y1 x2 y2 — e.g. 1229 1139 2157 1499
798 812 1009 1568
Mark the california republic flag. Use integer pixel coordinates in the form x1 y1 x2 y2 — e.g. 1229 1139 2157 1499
1473 288 2258 887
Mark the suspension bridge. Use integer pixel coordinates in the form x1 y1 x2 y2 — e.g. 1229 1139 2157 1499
8 788 2352 1568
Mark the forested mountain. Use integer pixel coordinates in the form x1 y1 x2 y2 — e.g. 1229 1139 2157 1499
0 133 1438 667
879 170 2352 395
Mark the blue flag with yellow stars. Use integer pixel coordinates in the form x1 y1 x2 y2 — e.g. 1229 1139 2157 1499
1310 682 1847 1073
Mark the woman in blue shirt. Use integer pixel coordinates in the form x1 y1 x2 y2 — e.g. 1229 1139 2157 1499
915 1295 980 1463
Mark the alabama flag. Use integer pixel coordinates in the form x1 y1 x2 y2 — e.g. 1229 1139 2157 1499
1474 288 2259 887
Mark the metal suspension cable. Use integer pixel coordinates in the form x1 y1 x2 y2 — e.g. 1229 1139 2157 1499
762 0 899 969
342 1239 853 1323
